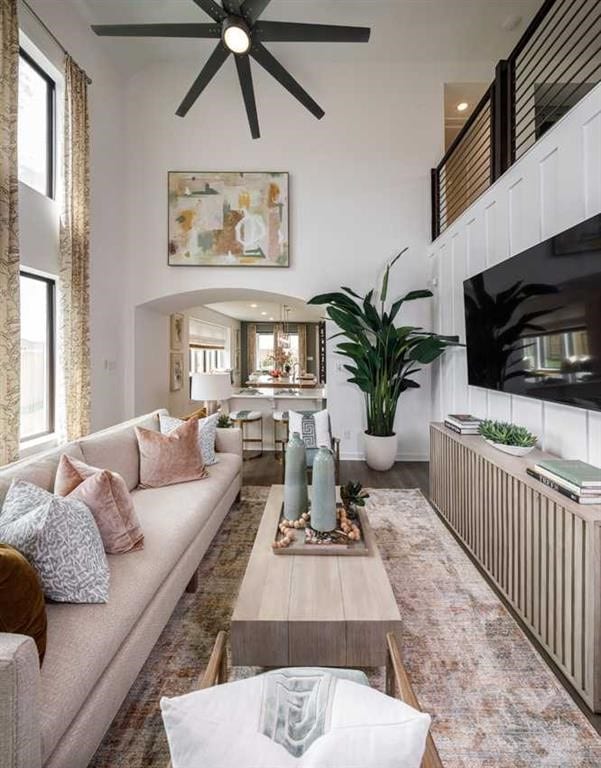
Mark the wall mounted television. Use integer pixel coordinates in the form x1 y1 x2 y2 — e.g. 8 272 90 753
463 212 601 412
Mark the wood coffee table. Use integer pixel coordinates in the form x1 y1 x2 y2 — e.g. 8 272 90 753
231 485 402 667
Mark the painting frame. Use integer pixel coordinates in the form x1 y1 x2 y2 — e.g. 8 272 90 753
167 171 290 268
170 352 184 392
170 313 184 350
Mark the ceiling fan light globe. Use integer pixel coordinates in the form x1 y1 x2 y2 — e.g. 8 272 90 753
223 21 251 53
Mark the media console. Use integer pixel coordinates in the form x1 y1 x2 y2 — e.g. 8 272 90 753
429 422 601 711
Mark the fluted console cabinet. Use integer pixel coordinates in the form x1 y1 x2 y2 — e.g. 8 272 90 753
429 423 601 711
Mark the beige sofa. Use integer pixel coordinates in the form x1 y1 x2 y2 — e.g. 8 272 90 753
0 410 243 768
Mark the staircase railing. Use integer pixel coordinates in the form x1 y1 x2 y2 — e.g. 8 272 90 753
431 0 601 240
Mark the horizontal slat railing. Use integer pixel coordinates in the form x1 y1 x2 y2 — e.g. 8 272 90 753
432 86 493 236
432 0 601 240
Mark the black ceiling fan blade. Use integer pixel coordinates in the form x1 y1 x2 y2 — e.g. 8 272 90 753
250 42 324 120
222 0 242 12
176 43 230 117
240 0 271 25
91 23 221 38
190 0 227 21
254 21 370 43
235 55 260 139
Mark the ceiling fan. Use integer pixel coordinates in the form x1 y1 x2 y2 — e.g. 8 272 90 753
92 0 370 139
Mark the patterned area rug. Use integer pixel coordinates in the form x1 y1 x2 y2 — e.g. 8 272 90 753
89 487 601 767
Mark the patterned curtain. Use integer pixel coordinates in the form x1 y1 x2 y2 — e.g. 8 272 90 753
297 324 307 373
247 323 257 375
59 56 91 440
0 0 20 466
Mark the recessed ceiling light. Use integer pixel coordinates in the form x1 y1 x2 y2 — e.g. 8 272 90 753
261 311 268 316
250 303 258 308
269 317 274 321
457 102 469 112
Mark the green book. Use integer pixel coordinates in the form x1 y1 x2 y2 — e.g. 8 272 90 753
536 459 601 488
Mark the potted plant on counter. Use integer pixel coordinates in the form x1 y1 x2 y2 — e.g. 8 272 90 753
309 248 458 471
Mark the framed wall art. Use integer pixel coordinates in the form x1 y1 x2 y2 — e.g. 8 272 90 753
170 313 184 350
168 171 289 267
170 352 184 392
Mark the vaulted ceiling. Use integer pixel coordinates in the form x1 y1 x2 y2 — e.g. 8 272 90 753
76 0 540 74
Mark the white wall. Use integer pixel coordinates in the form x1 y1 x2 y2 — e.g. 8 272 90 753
431 82 601 467
117 5 499 459
19 0 127 432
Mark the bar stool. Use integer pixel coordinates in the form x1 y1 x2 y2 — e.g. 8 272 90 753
229 410 264 460
272 410 289 462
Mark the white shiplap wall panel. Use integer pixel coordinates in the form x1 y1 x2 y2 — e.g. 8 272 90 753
583 109 601 217
432 82 601 464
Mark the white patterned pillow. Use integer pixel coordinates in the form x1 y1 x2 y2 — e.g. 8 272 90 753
289 409 331 449
159 413 220 465
0 480 110 603
161 670 430 767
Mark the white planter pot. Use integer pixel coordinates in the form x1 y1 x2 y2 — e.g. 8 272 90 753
364 432 397 471
483 438 535 457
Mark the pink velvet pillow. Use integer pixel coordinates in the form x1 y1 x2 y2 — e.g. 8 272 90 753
54 455 144 554
135 417 207 489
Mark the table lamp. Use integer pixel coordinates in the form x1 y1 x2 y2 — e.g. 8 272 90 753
191 372 233 415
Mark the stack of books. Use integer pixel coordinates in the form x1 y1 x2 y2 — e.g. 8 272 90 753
527 459 601 505
444 414 482 435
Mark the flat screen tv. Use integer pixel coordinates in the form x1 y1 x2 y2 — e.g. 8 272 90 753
463 212 601 412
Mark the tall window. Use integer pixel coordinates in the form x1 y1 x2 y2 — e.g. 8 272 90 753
255 332 299 370
190 347 226 375
20 273 55 441
18 49 55 198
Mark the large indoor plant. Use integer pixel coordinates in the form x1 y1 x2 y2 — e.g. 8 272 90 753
309 248 458 470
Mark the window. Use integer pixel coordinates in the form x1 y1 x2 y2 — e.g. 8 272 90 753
255 332 299 371
20 272 55 441
18 49 55 198
190 347 226 375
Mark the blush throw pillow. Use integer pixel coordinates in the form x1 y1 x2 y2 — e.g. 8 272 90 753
0 480 109 603
136 417 207 489
54 455 143 554
159 412 220 466
289 409 332 449
0 542 48 663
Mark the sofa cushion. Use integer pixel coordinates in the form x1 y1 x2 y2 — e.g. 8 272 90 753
78 413 161 491
0 443 85 507
37 452 242 762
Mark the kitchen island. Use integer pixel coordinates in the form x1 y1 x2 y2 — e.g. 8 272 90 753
227 386 326 451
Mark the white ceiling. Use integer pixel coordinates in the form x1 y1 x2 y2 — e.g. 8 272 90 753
206 298 324 322
78 0 541 74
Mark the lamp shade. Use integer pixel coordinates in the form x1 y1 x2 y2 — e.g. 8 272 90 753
191 372 233 402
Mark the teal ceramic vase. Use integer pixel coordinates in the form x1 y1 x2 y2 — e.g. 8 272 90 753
284 432 308 520
311 446 337 532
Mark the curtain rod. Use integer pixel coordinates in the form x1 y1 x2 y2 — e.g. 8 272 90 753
21 0 93 84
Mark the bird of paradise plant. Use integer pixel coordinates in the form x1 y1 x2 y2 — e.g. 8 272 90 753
309 248 459 437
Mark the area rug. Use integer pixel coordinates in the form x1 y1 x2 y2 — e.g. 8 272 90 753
89 487 601 767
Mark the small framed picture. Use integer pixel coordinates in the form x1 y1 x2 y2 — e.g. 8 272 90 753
170 313 184 350
170 352 184 392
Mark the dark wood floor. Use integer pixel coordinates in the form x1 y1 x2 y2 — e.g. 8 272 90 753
242 452 430 494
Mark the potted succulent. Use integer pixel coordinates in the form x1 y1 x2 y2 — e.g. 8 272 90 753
340 481 370 518
479 419 537 456
217 413 233 428
309 248 458 471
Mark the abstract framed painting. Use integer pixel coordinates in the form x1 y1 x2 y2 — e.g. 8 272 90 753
168 171 289 267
